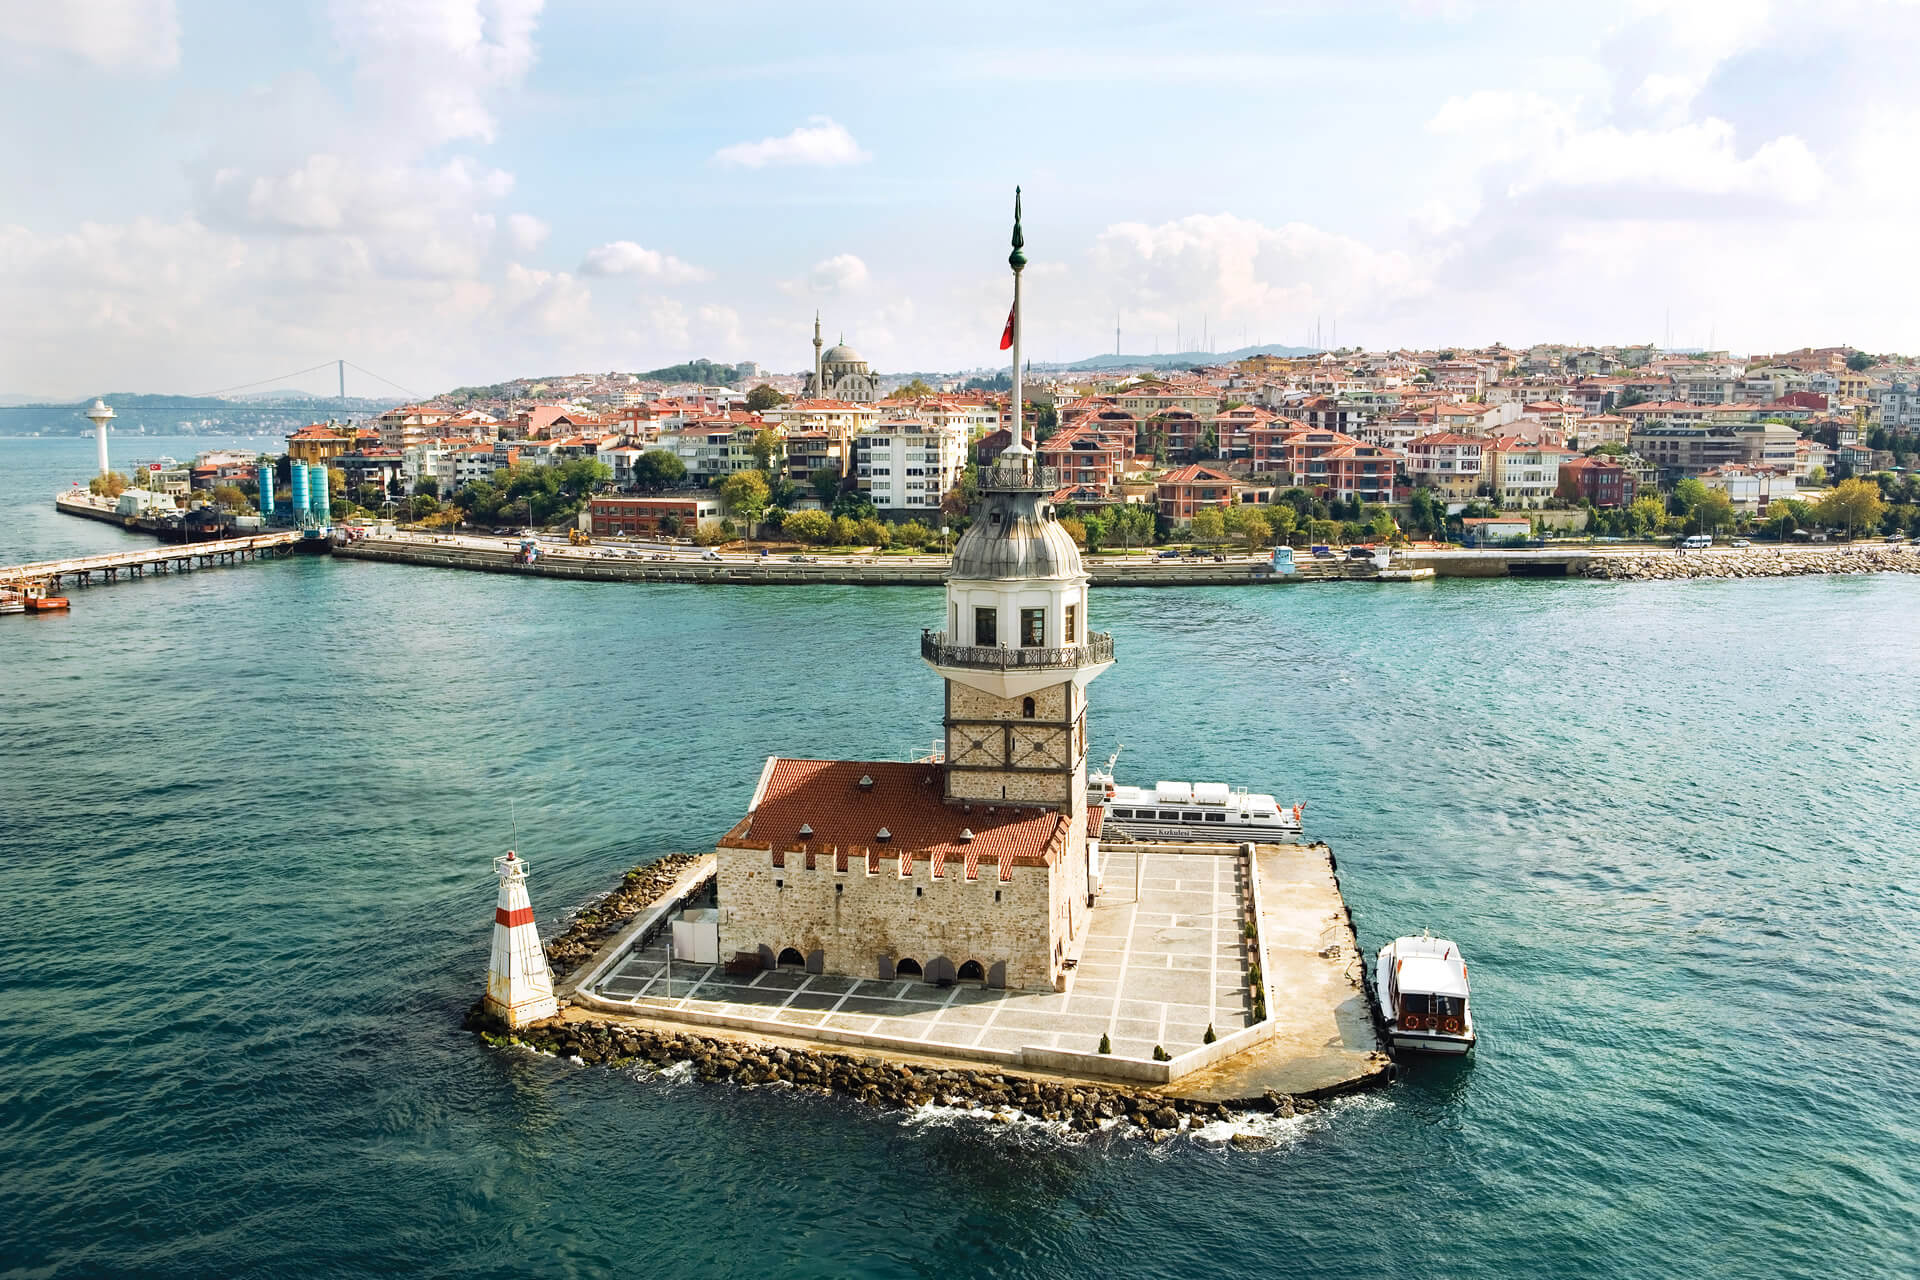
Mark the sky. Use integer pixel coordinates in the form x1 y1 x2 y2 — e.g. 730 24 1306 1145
2 0 1917 399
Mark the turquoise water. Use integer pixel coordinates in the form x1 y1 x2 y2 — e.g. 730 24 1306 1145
3 435 1916 1278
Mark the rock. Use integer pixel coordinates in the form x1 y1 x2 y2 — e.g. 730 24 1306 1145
1230 1134 1277 1151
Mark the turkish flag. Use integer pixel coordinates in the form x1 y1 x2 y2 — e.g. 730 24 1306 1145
999 303 1016 350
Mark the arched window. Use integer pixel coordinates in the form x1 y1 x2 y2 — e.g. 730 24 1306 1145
894 957 923 979
1021 696 1036 719
777 947 805 969
957 959 985 982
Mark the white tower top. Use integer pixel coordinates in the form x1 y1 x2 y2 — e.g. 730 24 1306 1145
85 399 115 426
87 399 114 477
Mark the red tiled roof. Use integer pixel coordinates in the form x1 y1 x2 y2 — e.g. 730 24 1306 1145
720 758 1069 868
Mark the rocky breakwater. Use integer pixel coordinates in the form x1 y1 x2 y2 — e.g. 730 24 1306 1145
1584 546 1920 582
462 1014 1317 1143
544 852 704 978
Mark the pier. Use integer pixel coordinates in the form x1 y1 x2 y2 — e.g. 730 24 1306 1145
1 532 303 591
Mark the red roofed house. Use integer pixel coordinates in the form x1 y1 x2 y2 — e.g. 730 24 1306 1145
1405 432 1486 501
716 441 1111 990
1154 464 1242 521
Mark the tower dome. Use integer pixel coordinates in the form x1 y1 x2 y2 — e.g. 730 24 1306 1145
948 485 1082 582
822 342 862 364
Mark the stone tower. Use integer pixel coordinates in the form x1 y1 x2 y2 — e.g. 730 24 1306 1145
812 311 823 394
922 456 1113 831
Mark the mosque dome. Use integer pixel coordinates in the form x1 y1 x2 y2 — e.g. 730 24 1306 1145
948 487 1084 582
822 343 863 364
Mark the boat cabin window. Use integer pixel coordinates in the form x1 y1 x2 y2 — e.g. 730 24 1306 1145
1111 808 1132 818
1158 810 1180 820
974 607 997 646
1204 812 1227 822
1399 993 1463 1018
1182 811 1203 821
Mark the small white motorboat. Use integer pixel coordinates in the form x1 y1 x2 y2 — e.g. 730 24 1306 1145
1375 931 1475 1055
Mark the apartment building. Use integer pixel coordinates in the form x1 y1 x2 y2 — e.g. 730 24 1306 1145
854 419 967 513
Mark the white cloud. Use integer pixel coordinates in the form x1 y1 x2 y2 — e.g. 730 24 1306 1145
505 213 549 253
1429 90 1823 206
713 116 869 169
0 0 180 71
781 253 870 296
578 240 709 283
326 0 544 147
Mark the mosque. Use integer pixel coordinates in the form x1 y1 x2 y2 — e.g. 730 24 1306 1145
718 205 1111 990
803 313 882 402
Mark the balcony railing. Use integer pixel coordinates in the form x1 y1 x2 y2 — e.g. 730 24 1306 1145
979 463 1059 491
922 629 1114 670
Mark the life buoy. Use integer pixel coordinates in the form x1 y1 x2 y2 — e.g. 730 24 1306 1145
1401 1013 1423 1031
1442 1016 1462 1034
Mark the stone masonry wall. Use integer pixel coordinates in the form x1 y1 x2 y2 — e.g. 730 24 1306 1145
716 845 1057 988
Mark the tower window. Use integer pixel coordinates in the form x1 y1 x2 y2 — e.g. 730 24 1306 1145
1020 608 1045 647
1021 696 1036 719
974 606 997 646
1064 604 1077 644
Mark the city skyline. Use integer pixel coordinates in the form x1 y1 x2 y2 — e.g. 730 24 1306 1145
3 0 1917 398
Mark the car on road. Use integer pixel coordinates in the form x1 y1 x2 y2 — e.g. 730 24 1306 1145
787 554 816 562
1311 545 1335 558
1157 549 1181 559
1731 538 1751 547
701 550 722 561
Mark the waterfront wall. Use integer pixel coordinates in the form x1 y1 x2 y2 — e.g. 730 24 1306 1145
714 844 1057 989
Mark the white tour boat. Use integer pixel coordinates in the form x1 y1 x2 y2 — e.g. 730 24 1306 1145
1089 754 1303 843
1375 932 1476 1055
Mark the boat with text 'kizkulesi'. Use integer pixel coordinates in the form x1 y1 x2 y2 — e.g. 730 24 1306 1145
1376 931 1475 1055
1088 751 1303 843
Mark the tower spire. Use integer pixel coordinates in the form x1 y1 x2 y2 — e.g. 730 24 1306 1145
1006 186 1028 465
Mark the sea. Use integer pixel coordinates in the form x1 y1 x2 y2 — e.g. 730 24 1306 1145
2 433 1916 1279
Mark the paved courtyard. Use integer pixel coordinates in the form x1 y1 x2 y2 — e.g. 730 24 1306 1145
584 847 1253 1060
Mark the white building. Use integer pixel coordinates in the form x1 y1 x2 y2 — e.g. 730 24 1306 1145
855 420 968 514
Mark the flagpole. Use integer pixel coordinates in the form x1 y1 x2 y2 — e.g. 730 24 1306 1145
1008 186 1027 469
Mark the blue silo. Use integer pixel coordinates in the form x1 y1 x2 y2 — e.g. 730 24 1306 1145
258 462 276 518
290 461 310 516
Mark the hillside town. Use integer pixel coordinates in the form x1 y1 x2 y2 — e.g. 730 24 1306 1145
103 335 1920 547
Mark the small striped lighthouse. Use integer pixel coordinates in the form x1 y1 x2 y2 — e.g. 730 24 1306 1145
484 851 558 1028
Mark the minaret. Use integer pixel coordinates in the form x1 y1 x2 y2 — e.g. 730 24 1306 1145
812 312 823 397
86 399 114 477
484 850 558 1028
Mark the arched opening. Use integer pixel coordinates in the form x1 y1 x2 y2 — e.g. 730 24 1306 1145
1021 696 1036 719
777 947 805 969
957 959 985 982
894 957 923 979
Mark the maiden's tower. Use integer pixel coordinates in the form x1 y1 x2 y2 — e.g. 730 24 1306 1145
715 191 1112 990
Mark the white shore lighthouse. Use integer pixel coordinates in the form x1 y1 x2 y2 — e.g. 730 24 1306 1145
485 851 559 1028
86 399 114 477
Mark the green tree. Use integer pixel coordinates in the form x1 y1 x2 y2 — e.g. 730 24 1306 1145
748 428 780 473
718 469 772 541
831 492 878 521
1235 508 1272 552
1817 476 1886 539
88 471 131 498
1060 515 1088 546
1081 512 1108 552
692 519 727 546
1805 465 1827 489
1627 494 1667 537
830 514 859 546
745 384 787 412
1108 502 1155 551
780 508 832 543
1695 487 1736 534
632 450 687 491
1191 507 1226 547
894 520 934 548
211 483 249 511
415 476 440 500
810 465 844 506
1847 351 1875 372
855 517 891 548
887 378 936 400
1266 502 1299 545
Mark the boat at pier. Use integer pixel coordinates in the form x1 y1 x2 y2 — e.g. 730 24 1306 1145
1375 932 1475 1054
1089 754 1302 843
